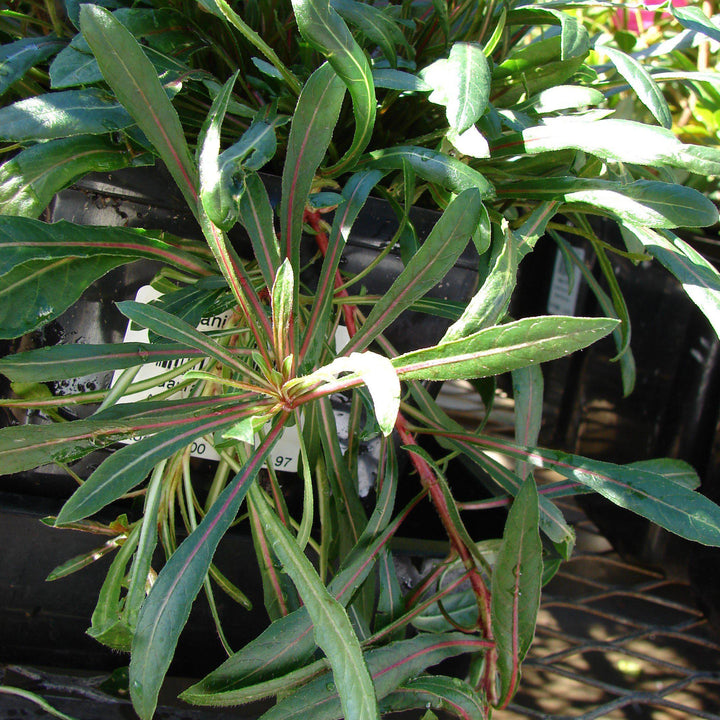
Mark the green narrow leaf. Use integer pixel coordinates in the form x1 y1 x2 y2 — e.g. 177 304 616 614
0 255 129 339
261 633 489 720
394 315 618 381
130 419 287 720
507 8 589 61
512 364 544 481
622 225 720 339
248 481 379 720
491 117 720 178
0 135 148 218
0 36 65 97
498 177 718 229
0 216 211 278
56 407 256 524
79 4 199 211
455 432 720 548
0 394 253 471
116 300 248 375
198 72 240 230
46 537 123 582
291 0 376 175
0 88 134 141
301 169 384 366
281 62 345 274
238 172 281 289
345 188 483 352
86 525 140 650
441 221 518 342
369 145 494 198
419 42 491 134
491 477 543 705
598 44 671 128
331 0 409 66
379 675 487 718
673 4 720 44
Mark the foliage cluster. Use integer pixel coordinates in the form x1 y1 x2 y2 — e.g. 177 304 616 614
1 1 720 718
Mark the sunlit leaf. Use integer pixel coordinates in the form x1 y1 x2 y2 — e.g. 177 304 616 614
598 45 671 128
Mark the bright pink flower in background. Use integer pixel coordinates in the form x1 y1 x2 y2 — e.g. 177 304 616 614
615 0 689 33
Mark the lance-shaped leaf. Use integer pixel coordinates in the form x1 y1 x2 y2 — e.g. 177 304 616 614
0 394 254 471
183 530 382 705
117 301 248 375
301 353 400 436
248 481 378 720
491 477 543 705
420 42 490 134
0 255 129 339
129 420 286 720
86 525 140 651
238 172 281 289
56 407 256 524
281 62 345 273
291 0 376 175
0 216 212 278
512 364 544 481
0 134 148 218
79 4 199 211
598 45 671 129
0 418 142 474
394 316 617 381
507 8 589 60
491 117 720 178
0 36 66 97
0 88 133 141
345 188 483 353
622 225 720 339
442 221 518 342
379 675 487 719
496 177 718 229
673 4 720 44
260 633 490 720
331 0 409 66
369 145 494 198
200 85 284 231
301 169 385 365
198 72 240 230
0 342 210 383
451 432 720 548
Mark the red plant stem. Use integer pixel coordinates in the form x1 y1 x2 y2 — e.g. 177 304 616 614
304 209 357 336
395 412 498 704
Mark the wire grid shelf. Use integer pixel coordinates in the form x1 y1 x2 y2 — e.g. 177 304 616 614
496 502 720 720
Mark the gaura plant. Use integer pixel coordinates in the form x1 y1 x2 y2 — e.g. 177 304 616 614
2 0 720 718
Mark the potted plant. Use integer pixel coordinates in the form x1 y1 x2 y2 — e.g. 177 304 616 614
2 1 720 718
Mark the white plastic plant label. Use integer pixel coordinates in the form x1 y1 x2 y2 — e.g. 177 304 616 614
547 246 585 316
111 285 301 471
